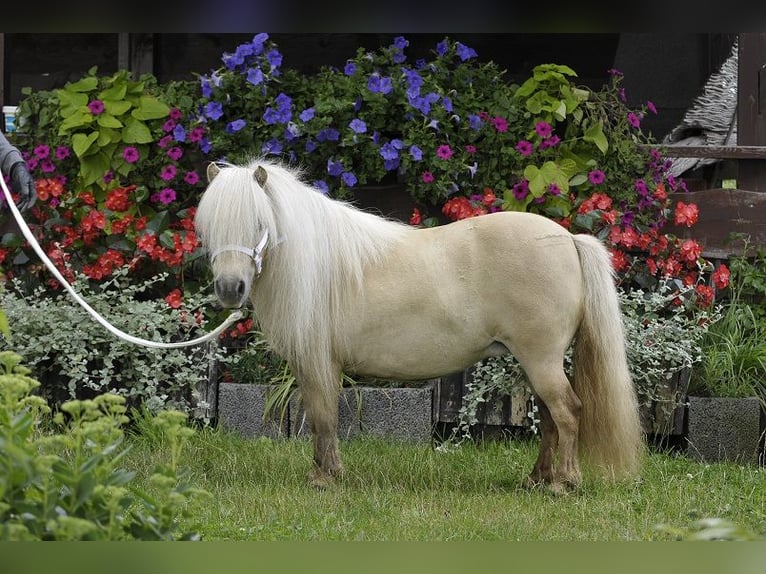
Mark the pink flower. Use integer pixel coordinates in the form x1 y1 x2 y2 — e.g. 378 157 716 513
465 145 477 154
588 169 606 185
189 126 206 143
184 171 200 185
158 135 173 149
167 147 183 161
515 140 533 157
55 146 70 160
535 121 552 138
122 146 140 164
169 107 183 121
436 145 453 160
158 187 177 204
33 145 50 159
422 171 434 183
647 100 657 114
162 119 176 132
88 100 105 115
160 165 177 181
627 112 641 129
491 116 508 132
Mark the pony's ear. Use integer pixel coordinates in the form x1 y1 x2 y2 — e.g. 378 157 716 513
206 162 221 182
254 165 268 188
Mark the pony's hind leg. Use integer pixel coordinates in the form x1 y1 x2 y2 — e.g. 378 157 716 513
525 399 557 487
524 365 583 494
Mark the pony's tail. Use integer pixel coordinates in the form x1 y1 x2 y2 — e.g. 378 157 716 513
571 234 644 479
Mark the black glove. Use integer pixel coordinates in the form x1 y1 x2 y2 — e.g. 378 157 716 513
9 161 37 211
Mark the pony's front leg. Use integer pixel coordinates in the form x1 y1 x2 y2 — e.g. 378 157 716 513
297 367 343 488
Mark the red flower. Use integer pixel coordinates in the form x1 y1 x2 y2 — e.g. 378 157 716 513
674 201 699 227
165 288 183 309
712 264 730 290
679 239 703 263
409 208 422 226
695 284 715 308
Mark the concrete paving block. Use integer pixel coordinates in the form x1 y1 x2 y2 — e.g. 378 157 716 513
686 396 765 464
359 387 433 441
217 383 288 438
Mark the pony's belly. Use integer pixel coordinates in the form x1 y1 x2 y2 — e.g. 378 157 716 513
346 336 503 381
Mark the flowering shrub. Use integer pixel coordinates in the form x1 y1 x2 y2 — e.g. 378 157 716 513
196 34 517 200
4 73 208 297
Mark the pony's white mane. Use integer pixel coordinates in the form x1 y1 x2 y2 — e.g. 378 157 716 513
196 157 411 387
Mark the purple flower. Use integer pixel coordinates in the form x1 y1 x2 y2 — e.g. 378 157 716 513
588 169 606 185
409 145 423 161
548 183 561 196
305 140 318 153
435 40 449 57
349 118 367 133
88 100 105 115
200 138 212 154
266 48 282 70
122 146 140 164
341 171 357 187
515 140 533 157
468 114 483 130
226 119 247 133
455 42 477 61
247 67 264 86
40 159 55 173
167 146 183 161
379 142 400 161
512 180 530 200
160 165 177 181
327 159 344 177
173 124 187 142
158 187 177 205
33 145 51 159
200 76 213 98
262 138 283 155
55 146 70 160
184 171 200 185
316 128 340 142
367 74 393 94
535 121 553 138
313 180 329 194
204 101 224 121
344 62 357 76
300 108 315 122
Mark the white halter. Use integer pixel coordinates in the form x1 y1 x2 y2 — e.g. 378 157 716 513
210 229 270 275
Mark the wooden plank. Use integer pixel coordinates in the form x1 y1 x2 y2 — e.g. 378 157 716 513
655 145 766 159
663 188 766 257
737 33 766 192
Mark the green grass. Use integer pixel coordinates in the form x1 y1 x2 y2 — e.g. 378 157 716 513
123 428 766 541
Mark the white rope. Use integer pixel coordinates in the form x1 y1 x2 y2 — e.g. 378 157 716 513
0 170 244 349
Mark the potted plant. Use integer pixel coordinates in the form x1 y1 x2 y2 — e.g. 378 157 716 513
686 243 766 464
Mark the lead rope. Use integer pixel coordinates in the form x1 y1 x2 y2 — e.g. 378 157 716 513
0 171 244 349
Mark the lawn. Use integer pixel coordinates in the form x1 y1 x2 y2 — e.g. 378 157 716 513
124 428 766 541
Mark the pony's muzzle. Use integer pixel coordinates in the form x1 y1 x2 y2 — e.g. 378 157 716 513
214 277 248 308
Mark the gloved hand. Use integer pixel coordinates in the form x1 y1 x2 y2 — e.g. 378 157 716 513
8 161 36 211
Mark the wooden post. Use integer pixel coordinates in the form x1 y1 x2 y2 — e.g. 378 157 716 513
737 33 766 192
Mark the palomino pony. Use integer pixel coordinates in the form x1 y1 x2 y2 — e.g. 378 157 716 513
196 158 644 493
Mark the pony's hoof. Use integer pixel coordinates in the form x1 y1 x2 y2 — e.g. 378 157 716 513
309 470 334 489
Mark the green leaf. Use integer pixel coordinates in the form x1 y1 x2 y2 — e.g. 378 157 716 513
66 76 99 93
96 113 124 129
121 117 153 144
99 83 128 102
146 211 170 234
103 100 132 116
584 121 609 154
0 309 10 340
71 132 100 158
80 151 111 187
57 110 93 134
569 173 588 187
131 96 170 120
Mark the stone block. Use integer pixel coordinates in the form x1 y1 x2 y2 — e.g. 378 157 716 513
686 396 765 464
217 383 288 438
